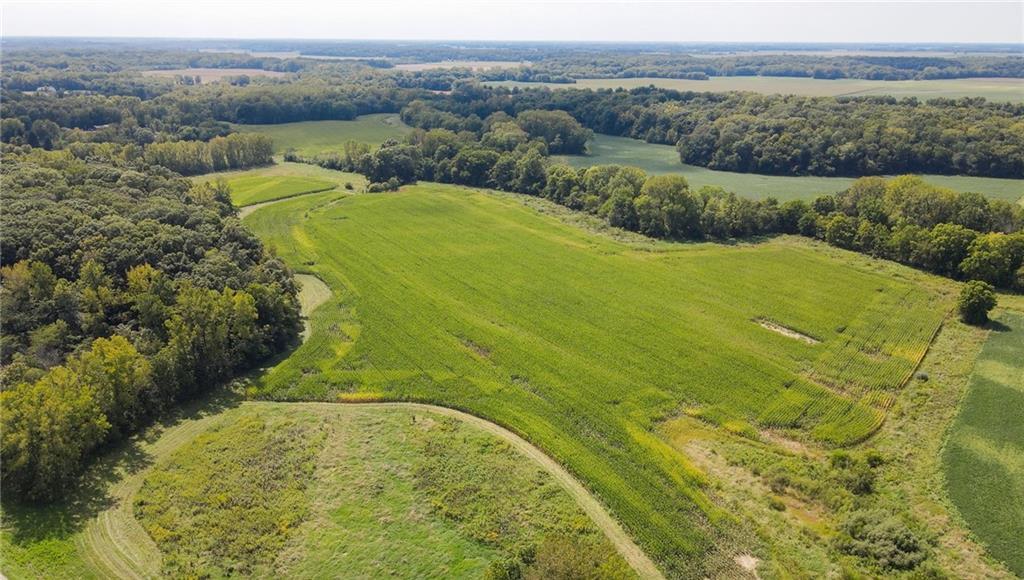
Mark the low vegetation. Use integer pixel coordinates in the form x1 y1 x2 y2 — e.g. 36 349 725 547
943 311 1024 576
232 113 412 155
244 183 949 575
219 174 337 206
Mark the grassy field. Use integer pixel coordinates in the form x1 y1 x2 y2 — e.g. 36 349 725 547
232 113 412 155
0 398 632 578
141 68 290 82
942 311 1024 576
193 162 367 210
244 183 949 576
487 76 1024 103
554 134 1024 202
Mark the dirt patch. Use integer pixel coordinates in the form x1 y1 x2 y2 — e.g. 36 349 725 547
735 554 761 578
755 318 820 344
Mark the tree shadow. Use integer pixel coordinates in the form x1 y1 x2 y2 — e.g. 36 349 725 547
1 385 244 547
987 319 1012 333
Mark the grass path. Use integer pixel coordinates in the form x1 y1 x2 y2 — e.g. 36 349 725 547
68 221 664 579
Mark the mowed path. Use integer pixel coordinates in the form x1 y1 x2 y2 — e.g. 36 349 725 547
75 209 664 580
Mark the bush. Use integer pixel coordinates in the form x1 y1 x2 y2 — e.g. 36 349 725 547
836 510 926 571
957 280 997 325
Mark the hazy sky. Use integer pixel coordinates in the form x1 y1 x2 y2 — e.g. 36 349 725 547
3 1 1022 44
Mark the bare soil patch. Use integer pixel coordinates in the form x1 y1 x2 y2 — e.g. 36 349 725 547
755 318 820 344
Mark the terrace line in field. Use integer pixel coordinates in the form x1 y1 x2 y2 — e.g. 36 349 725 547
242 183 947 575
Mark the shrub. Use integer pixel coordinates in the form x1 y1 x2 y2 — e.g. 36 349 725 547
957 280 997 325
836 510 926 571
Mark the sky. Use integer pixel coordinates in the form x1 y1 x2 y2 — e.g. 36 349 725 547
2 0 1022 44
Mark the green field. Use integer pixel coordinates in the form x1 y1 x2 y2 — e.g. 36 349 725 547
487 76 1024 103
232 113 412 155
244 183 949 575
193 162 368 210
0 398 632 578
554 134 1024 202
942 311 1024 576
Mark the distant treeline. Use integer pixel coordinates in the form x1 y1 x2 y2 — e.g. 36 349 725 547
410 84 1024 178
0 147 302 500
481 54 1024 83
299 125 1024 291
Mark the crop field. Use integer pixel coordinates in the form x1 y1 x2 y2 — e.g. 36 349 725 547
487 76 1024 103
395 60 527 71
243 183 948 575
232 114 412 155
942 311 1024 576
141 68 289 82
0 399 631 578
554 134 1024 202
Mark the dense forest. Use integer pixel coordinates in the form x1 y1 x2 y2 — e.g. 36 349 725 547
409 84 1024 178
0 147 302 500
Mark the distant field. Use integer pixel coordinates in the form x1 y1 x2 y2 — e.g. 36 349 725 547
244 183 948 575
487 76 1024 103
141 68 289 82
554 134 1024 202
943 311 1024 577
232 114 412 155
395 60 527 71
193 162 366 209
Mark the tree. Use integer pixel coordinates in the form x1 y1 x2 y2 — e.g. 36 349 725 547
634 175 699 238
957 280 997 325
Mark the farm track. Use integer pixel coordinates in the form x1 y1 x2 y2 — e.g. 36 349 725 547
75 233 665 580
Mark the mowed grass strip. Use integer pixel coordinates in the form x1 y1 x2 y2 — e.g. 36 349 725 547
243 183 946 576
232 113 412 155
554 134 1024 203
227 175 337 206
943 311 1024 576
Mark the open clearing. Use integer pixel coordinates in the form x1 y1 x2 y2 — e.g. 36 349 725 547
395 60 527 71
554 134 1024 202
244 183 949 575
487 76 1024 103
141 68 289 82
0 402 639 579
942 311 1024 576
192 162 367 214
232 114 412 155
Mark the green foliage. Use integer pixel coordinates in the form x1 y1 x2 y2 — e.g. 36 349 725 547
836 510 926 571
143 133 273 175
246 184 947 575
957 281 997 325
942 312 1024 576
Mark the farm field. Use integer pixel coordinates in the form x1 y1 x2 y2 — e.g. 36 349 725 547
141 67 289 82
395 60 527 71
487 76 1024 103
192 162 367 207
243 183 950 575
0 400 633 578
942 311 1024 576
231 113 412 155
554 134 1024 202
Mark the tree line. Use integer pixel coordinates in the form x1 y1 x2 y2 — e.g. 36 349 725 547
0 147 302 500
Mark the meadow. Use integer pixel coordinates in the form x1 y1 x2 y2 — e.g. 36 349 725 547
192 161 367 208
0 400 632 578
554 134 1024 202
487 76 1024 103
244 183 949 576
942 311 1024 576
231 113 412 155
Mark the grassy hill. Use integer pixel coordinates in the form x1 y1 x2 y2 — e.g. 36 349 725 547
244 183 950 576
232 114 412 155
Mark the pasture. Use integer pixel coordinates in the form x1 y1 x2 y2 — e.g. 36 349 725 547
141 68 289 82
244 183 949 575
0 400 631 578
487 76 1024 103
193 162 367 207
554 134 1024 202
942 311 1024 576
231 114 412 155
